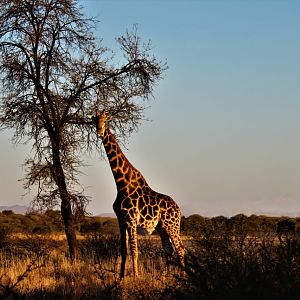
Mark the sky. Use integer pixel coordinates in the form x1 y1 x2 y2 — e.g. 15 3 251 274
1 0 300 217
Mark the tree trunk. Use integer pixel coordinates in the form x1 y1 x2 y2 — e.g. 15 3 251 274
52 143 78 260
61 194 78 260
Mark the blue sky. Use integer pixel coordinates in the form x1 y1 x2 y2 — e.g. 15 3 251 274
1 0 300 217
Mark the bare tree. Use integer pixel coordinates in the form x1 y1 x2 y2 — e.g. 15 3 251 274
0 0 165 259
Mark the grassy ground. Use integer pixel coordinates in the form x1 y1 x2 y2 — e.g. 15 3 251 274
0 234 184 299
1 229 300 299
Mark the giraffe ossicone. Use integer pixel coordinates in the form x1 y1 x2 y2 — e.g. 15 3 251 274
95 109 185 278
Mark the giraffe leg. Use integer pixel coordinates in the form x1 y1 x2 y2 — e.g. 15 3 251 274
169 232 185 269
163 221 185 270
156 221 174 266
119 224 127 278
127 224 139 277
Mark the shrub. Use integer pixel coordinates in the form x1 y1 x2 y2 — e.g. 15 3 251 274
180 225 300 300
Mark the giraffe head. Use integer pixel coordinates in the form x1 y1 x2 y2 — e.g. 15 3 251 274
95 110 111 137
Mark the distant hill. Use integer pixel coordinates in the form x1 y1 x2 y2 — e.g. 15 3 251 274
0 205 28 214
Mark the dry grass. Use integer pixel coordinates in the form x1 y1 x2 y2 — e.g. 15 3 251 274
0 234 183 299
3 230 299 299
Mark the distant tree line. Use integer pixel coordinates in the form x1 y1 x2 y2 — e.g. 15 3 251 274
0 210 299 237
181 213 299 236
0 210 118 236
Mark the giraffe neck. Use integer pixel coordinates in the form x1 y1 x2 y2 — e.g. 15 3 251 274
101 126 148 191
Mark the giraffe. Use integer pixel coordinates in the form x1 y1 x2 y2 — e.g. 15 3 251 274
95 110 185 278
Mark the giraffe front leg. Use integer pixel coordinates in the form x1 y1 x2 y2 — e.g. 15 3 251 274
119 225 127 278
127 225 138 277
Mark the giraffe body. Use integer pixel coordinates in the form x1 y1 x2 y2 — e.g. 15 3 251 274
96 111 185 277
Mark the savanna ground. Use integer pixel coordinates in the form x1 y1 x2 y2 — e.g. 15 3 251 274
1 212 300 299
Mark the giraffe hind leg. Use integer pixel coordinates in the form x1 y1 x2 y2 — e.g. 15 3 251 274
169 232 185 269
156 221 174 266
162 220 185 269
